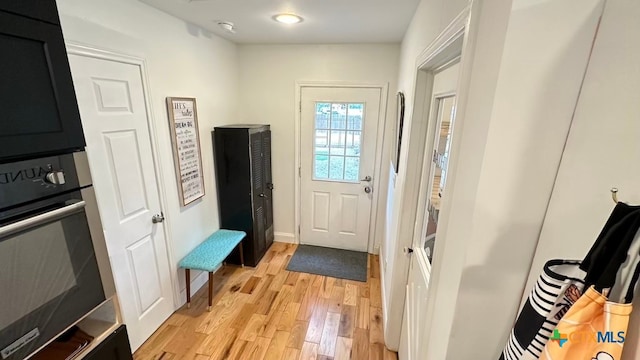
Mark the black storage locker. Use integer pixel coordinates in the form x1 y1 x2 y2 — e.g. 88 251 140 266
213 125 274 267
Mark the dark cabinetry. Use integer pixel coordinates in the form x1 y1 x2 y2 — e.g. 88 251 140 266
0 0 85 162
0 0 60 24
213 125 274 267
84 326 133 360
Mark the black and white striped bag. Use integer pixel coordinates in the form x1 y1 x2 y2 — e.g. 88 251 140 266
501 260 585 360
499 203 640 360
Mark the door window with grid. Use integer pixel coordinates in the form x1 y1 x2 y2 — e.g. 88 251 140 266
314 102 364 182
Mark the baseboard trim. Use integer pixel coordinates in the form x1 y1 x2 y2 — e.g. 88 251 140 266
274 232 297 244
379 254 393 349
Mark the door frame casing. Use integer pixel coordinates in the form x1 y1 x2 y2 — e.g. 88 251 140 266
295 82 389 254
65 42 179 308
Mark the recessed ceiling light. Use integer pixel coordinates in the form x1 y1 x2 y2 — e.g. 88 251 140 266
272 13 303 25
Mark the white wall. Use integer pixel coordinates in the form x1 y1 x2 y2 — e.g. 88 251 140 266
524 0 640 358
56 0 239 304
236 44 400 247
381 0 470 349
443 1 605 358
384 0 607 356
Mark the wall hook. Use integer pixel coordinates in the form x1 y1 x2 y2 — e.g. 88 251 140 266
611 187 619 203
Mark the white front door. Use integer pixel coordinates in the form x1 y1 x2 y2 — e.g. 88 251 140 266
68 53 175 351
300 87 382 252
400 94 457 359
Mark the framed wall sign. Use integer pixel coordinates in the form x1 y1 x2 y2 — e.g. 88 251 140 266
166 97 205 206
391 91 406 173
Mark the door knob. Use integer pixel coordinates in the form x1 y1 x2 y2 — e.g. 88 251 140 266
361 175 372 182
403 247 414 255
152 212 165 223
364 186 372 194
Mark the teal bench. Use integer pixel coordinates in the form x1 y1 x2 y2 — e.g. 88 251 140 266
178 229 246 311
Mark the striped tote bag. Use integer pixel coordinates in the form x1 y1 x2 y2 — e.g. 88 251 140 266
499 204 640 360
540 228 640 360
501 260 585 360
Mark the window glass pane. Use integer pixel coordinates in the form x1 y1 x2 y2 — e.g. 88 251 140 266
315 130 328 147
344 157 360 181
315 152 329 179
331 103 347 129
316 103 330 129
329 156 345 180
314 127 329 179
315 130 329 164
347 103 363 130
317 102 330 114
345 131 361 156
330 131 346 155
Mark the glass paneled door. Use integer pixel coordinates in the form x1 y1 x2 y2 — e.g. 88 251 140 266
400 91 458 360
422 96 456 264
300 87 382 252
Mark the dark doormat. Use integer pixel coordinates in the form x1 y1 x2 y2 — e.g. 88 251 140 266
286 245 368 282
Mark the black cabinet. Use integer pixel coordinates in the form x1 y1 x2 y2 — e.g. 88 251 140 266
0 0 85 162
84 325 133 360
213 125 274 267
0 0 60 24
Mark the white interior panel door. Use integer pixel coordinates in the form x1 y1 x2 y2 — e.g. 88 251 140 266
399 77 458 357
400 254 431 360
300 87 382 252
400 96 457 359
68 54 174 351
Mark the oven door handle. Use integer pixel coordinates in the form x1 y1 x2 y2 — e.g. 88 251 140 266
0 201 87 239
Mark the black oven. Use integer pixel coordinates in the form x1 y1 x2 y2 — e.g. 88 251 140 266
0 152 105 360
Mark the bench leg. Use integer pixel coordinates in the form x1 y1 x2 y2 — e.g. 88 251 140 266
208 272 214 312
185 269 191 309
238 241 245 268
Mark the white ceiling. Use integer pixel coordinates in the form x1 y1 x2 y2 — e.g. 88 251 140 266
139 0 421 44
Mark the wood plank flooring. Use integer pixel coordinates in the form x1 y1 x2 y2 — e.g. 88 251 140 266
134 243 398 360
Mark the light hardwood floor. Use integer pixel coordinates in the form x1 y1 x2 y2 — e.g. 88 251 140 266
134 242 398 360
